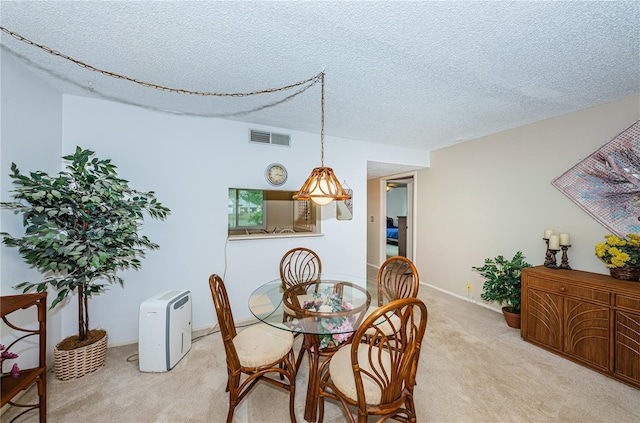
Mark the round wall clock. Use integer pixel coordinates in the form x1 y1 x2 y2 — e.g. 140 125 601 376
265 163 288 186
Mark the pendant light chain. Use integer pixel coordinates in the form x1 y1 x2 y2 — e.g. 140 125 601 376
320 71 325 167
0 26 323 98
0 26 350 204
292 70 350 204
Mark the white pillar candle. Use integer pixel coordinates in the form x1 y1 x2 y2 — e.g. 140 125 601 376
559 232 571 246
549 235 560 250
544 229 555 239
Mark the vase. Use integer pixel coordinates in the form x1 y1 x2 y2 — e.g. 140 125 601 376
609 266 640 282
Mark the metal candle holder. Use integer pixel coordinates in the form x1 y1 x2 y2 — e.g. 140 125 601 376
543 238 558 269
559 245 572 270
543 237 572 270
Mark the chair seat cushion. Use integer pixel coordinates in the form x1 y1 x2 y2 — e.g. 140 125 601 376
329 345 391 405
234 323 294 368
363 305 401 336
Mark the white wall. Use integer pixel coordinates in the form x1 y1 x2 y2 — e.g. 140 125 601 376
1 50 429 347
53 95 427 345
415 94 640 310
1 50 63 365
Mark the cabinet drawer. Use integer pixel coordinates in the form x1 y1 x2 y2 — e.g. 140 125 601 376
526 276 609 305
615 294 640 312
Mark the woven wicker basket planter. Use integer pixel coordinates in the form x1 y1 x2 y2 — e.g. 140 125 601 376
610 266 640 282
54 332 108 381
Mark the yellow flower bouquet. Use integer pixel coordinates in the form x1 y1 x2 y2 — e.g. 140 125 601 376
595 233 640 268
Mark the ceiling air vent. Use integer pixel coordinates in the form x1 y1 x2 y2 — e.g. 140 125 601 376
250 129 290 147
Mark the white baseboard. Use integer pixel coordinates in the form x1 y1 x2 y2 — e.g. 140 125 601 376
419 281 500 313
369 262 500 313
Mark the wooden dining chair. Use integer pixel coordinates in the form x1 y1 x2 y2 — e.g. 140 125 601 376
364 256 419 341
208 274 297 423
317 297 428 423
279 247 322 290
377 256 420 306
279 247 322 338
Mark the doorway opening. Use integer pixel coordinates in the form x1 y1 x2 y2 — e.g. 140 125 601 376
382 174 415 262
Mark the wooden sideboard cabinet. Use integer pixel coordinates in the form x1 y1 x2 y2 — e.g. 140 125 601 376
1 292 47 422
521 266 640 389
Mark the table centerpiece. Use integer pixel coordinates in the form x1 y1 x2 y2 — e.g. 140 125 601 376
302 288 355 348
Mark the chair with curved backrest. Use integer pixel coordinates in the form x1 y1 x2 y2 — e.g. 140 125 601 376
279 247 322 290
317 297 428 423
364 256 419 340
208 274 297 423
279 247 322 370
377 256 419 306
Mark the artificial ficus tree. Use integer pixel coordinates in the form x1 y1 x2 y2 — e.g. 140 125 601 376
1 147 170 345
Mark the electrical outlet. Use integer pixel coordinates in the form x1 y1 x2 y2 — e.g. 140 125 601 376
466 283 472 293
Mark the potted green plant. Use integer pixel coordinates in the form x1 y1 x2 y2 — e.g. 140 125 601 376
472 251 532 328
1 147 170 380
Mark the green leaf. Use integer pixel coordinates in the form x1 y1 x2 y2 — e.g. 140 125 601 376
51 291 66 308
2 147 170 339
473 251 531 312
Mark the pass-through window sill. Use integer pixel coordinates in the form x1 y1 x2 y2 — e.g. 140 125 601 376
228 232 324 241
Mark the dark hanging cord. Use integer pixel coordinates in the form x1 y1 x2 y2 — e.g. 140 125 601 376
0 26 324 98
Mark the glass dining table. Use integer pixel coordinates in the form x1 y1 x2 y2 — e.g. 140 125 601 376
249 273 372 423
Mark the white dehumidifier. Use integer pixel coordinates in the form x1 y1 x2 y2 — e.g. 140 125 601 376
138 290 192 372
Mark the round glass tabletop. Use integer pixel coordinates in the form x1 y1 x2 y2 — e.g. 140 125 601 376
248 273 371 336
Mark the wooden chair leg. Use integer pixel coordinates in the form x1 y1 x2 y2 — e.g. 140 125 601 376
317 399 322 423
286 355 297 423
407 395 417 422
226 374 240 423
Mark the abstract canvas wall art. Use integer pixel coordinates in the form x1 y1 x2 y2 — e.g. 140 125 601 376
552 120 640 237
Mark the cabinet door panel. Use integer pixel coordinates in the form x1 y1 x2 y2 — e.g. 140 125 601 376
564 299 609 370
615 310 640 383
525 289 563 350
522 267 640 389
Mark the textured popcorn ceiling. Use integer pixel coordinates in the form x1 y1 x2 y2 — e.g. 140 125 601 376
1 1 639 163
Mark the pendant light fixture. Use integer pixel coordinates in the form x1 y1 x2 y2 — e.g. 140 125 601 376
293 72 351 205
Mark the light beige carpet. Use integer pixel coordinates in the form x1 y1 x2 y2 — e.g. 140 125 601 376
3 284 639 422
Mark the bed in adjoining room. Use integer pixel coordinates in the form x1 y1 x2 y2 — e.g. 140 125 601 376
386 217 398 245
